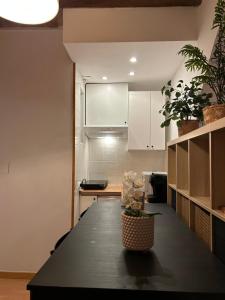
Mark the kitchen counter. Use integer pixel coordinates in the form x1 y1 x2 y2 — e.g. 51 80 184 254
79 184 122 197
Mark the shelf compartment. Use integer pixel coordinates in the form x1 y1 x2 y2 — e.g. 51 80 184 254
212 209 225 223
168 144 176 185
211 129 225 210
167 187 176 210
212 215 225 264
177 141 189 191
189 134 211 207
177 193 190 226
190 202 211 249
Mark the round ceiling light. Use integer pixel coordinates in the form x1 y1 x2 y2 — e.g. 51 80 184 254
130 57 137 63
0 0 59 25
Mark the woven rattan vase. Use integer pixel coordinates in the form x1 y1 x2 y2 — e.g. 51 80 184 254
203 104 225 124
121 212 154 251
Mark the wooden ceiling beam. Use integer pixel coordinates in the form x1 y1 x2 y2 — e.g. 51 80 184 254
60 0 202 8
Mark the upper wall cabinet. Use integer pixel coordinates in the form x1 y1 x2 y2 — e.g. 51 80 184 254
85 83 128 126
128 91 165 150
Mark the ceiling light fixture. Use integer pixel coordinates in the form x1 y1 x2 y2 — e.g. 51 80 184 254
130 57 137 63
0 0 59 25
129 71 135 76
102 76 108 80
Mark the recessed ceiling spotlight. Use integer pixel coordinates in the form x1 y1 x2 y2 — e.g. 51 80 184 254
129 71 135 76
102 76 108 80
130 57 137 63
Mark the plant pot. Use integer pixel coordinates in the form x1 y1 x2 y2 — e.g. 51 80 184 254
121 212 154 251
178 120 199 136
203 104 225 124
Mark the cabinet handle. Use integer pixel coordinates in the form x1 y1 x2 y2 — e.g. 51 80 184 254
124 121 127 124
147 145 149 148
151 145 154 148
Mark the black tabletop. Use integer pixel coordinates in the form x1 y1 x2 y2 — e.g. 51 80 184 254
28 201 225 299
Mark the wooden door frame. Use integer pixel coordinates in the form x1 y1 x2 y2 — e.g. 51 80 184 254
71 63 76 228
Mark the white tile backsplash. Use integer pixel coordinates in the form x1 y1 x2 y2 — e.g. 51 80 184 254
88 137 166 184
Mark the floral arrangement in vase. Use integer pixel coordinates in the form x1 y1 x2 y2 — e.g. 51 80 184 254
121 171 161 251
122 171 145 208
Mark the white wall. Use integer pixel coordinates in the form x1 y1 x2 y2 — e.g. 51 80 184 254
88 138 166 184
167 61 197 141
167 0 218 141
0 30 73 272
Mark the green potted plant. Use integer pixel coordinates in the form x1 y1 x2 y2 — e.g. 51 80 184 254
160 80 212 136
178 0 225 124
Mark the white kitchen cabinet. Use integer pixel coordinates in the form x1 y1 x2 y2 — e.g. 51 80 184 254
79 196 97 216
85 83 128 126
128 92 151 150
150 91 165 150
128 91 165 150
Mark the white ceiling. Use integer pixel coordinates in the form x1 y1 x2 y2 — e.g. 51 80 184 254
65 41 195 90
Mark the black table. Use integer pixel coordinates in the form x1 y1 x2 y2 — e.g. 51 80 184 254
27 201 225 299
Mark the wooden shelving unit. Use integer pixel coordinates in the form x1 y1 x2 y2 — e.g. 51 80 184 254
167 117 225 257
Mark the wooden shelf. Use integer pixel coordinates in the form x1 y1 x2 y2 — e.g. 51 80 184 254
173 187 211 214
212 209 225 223
168 183 176 190
177 188 189 198
189 195 211 213
167 116 225 146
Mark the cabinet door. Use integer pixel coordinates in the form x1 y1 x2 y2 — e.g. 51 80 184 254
79 196 97 216
150 91 165 150
128 92 150 150
85 83 128 126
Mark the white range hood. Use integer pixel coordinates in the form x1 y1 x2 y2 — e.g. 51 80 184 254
84 125 128 138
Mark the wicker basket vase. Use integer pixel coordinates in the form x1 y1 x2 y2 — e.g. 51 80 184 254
203 104 225 124
178 120 199 136
121 212 154 251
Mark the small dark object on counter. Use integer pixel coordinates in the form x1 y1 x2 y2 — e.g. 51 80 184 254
80 179 108 190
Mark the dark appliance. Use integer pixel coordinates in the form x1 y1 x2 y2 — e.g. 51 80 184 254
147 173 167 203
80 179 108 190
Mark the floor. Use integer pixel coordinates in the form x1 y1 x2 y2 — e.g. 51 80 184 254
0 278 29 300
